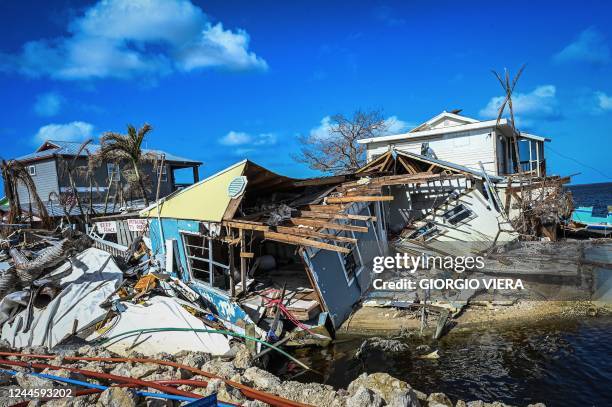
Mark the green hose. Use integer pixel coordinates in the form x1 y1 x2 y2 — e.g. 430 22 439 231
92 327 313 372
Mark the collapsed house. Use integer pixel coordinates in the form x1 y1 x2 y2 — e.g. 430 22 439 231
138 160 390 340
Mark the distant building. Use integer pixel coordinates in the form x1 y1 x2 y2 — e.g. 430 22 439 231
13 140 202 217
358 111 549 177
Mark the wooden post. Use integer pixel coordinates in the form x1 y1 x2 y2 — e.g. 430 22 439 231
229 242 236 298
239 229 247 295
245 323 257 355
193 165 200 183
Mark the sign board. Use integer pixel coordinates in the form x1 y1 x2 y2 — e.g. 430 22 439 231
96 221 117 234
127 218 148 232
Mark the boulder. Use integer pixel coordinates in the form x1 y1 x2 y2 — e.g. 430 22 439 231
347 373 420 407
346 386 384 407
96 387 139 407
129 363 159 379
232 344 254 369
243 367 281 392
277 380 339 406
202 359 237 380
176 351 210 370
427 392 453 407
14 372 51 389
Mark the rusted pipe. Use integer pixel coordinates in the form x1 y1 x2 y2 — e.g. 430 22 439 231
0 358 200 399
0 352 311 407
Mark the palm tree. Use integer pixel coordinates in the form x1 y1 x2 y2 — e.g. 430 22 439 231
1 159 50 227
98 124 155 207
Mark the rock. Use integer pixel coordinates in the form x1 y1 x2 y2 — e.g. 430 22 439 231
146 399 177 407
41 368 87 382
413 389 428 401
15 372 52 389
415 344 431 353
152 352 176 362
205 377 245 404
177 351 210 370
355 337 409 358
96 387 139 407
346 386 384 407
233 344 254 369
347 373 420 407
81 362 108 374
109 364 132 377
242 401 270 407
278 381 338 406
202 359 237 380
129 363 159 379
243 367 281 392
428 392 453 407
456 400 468 407
466 402 485 407
527 404 546 407
0 339 12 351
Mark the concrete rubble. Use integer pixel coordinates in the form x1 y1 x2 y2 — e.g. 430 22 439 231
0 343 541 407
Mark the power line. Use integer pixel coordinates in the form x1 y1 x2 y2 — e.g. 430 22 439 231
547 145 612 180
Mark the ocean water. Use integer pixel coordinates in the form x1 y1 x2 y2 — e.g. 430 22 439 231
566 182 612 209
286 318 612 407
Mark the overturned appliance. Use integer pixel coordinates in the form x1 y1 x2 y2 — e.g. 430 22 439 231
139 160 391 343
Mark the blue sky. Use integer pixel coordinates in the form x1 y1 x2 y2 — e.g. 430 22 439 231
1 0 611 185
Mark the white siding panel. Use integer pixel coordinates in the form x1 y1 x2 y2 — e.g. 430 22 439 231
17 158 59 204
367 128 497 174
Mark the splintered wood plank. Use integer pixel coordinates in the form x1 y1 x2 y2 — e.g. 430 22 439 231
276 226 358 243
287 217 369 233
302 204 344 213
298 211 375 222
223 221 270 231
326 195 394 203
260 231 350 254
240 252 255 258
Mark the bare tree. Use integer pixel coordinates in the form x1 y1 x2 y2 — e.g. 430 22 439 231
293 110 389 174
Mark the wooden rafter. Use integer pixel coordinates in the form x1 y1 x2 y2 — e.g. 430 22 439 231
286 217 369 233
276 226 358 243
259 231 350 254
326 195 393 203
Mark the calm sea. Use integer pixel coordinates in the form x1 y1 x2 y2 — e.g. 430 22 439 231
566 182 612 208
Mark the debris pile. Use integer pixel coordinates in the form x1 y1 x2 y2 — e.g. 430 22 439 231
0 342 544 407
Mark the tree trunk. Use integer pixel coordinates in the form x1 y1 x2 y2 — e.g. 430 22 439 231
133 160 149 206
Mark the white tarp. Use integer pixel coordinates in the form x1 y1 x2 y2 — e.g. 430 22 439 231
1 248 123 348
89 296 231 356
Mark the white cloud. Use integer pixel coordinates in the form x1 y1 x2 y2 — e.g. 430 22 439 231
383 116 413 134
219 130 277 155
309 116 333 140
1 0 266 81
34 92 63 117
34 121 94 144
219 131 252 146
595 91 612 111
479 85 560 125
554 27 610 65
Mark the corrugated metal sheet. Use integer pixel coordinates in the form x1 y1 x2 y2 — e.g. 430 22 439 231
140 161 247 222
15 140 201 165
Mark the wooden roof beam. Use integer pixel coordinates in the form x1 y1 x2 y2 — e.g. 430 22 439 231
259 230 350 254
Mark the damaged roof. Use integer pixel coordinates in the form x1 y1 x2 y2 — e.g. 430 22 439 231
15 140 202 165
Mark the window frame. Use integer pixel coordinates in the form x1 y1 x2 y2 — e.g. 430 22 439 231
157 165 167 182
336 230 363 286
28 165 36 176
180 231 230 291
106 163 119 180
442 203 475 226
407 222 441 241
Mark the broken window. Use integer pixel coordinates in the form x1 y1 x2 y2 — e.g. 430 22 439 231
181 232 230 290
442 204 473 225
337 231 362 284
407 222 441 241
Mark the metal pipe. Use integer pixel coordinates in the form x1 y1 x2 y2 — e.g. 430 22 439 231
0 351 311 407
0 358 200 399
